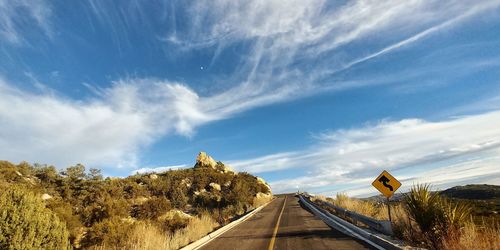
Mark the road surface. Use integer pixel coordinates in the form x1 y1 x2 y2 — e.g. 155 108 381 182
201 194 376 250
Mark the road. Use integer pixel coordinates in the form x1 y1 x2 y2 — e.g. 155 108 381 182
201 194 376 250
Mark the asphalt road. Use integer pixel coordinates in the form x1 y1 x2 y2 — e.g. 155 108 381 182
201 194 376 250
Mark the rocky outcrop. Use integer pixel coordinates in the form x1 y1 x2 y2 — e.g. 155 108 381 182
41 193 53 200
195 152 217 168
181 178 192 187
194 152 272 202
253 192 273 207
209 182 221 191
257 177 272 194
158 209 192 221
195 152 234 173
194 189 207 196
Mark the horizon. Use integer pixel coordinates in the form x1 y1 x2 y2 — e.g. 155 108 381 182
1 0 500 197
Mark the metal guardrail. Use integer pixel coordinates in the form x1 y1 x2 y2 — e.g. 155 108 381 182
300 192 392 235
299 195 404 250
314 199 393 235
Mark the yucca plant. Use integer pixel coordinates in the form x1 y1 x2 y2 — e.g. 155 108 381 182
404 184 446 249
441 198 472 228
404 184 443 233
404 184 475 249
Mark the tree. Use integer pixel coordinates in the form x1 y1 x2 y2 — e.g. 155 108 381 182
0 186 70 249
88 168 103 181
33 164 58 184
170 187 188 209
61 164 86 180
132 196 172 219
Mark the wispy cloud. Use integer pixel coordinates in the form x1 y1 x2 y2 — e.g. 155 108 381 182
1 0 499 175
230 110 500 195
163 0 500 113
0 77 310 169
131 164 188 175
0 0 52 45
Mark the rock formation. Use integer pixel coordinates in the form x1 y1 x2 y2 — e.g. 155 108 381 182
195 151 234 173
195 151 217 168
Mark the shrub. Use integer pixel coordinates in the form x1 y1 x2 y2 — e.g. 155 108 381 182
170 187 188 209
158 211 191 232
441 198 472 228
46 198 83 244
404 184 473 249
0 186 70 250
132 196 172 220
82 216 135 248
404 184 443 232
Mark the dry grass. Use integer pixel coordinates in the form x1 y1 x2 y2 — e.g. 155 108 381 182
93 213 219 250
163 213 219 249
125 223 169 250
314 191 499 250
442 221 500 250
317 193 404 221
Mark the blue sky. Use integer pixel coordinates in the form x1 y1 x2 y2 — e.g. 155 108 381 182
1 0 500 197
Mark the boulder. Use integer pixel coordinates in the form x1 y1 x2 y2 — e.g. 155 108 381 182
195 152 217 168
181 178 192 187
195 151 234 173
41 193 53 200
158 209 192 221
209 182 221 191
257 177 272 194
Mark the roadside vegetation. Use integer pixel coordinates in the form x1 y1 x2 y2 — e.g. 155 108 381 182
0 152 272 249
312 184 500 249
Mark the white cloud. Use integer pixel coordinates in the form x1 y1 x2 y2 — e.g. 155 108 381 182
131 164 188 175
160 0 500 118
0 79 150 169
230 110 500 195
1 0 499 177
0 77 310 170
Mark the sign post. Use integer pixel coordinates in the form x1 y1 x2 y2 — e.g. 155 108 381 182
372 170 401 222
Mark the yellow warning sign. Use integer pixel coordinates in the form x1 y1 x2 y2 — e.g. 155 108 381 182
372 170 401 198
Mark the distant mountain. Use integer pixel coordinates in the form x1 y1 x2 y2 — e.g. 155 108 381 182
439 184 500 200
362 192 406 203
363 184 500 202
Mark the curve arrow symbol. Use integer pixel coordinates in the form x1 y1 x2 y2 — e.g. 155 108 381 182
378 175 393 191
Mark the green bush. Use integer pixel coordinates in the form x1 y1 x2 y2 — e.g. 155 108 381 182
46 198 83 244
404 184 472 249
404 184 443 232
132 196 172 220
0 186 70 250
159 213 190 232
82 216 135 248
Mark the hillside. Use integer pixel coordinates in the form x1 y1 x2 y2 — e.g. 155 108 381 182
0 152 272 249
440 184 500 223
365 184 500 202
439 184 500 200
